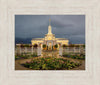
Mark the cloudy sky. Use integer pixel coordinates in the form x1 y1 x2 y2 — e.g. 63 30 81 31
15 15 85 44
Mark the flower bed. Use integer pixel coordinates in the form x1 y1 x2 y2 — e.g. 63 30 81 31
24 57 81 70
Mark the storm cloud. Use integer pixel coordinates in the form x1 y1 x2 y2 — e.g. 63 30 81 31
15 15 85 44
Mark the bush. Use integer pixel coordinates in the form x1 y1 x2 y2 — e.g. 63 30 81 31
15 55 29 60
24 44 30 47
15 55 18 60
63 53 85 60
43 44 46 48
63 44 67 47
54 44 58 48
24 57 81 70
15 53 38 60
34 44 38 48
20 44 30 47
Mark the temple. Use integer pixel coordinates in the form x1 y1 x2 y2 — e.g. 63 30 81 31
31 19 69 50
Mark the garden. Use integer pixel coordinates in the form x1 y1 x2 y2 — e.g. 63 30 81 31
24 57 81 70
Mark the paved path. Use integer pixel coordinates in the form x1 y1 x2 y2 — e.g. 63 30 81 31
15 57 85 70
15 58 34 70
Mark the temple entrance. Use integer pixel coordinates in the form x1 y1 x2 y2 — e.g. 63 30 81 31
48 42 52 50
40 41 62 57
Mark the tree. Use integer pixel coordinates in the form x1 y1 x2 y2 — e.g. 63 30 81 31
34 44 38 48
21 44 24 48
62 44 67 47
75 45 80 47
69 44 75 47
54 44 58 48
43 44 46 48
24 44 30 47
82 44 85 48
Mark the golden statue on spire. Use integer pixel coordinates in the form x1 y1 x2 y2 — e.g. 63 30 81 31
49 19 51 26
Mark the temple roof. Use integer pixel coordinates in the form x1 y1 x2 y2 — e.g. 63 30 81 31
32 38 68 40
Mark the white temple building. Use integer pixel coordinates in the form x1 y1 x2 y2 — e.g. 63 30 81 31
31 19 69 50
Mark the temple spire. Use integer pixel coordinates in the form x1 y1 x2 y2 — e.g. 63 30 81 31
48 19 52 34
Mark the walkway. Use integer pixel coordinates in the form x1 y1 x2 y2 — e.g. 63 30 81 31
15 58 34 70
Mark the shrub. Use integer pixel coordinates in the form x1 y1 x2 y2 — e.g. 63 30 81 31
82 44 85 48
24 44 30 47
63 44 67 47
15 53 38 60
43 44 46 48
15 55 18 60
34 44 38 48
63 53 85 60
69 44 75 47
54 44 58 48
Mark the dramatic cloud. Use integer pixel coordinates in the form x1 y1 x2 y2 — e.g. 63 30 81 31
15 15 85 44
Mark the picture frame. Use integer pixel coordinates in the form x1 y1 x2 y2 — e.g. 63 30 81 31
0 0 100 85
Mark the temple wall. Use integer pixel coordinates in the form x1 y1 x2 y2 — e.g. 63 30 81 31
57 40 69 45
31 40 43 45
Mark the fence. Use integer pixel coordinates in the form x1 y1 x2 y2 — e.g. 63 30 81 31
15 46 85 56
15 47 37 55
63 47 85 54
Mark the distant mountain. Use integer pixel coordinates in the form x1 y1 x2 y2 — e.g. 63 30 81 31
15 38 32 44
